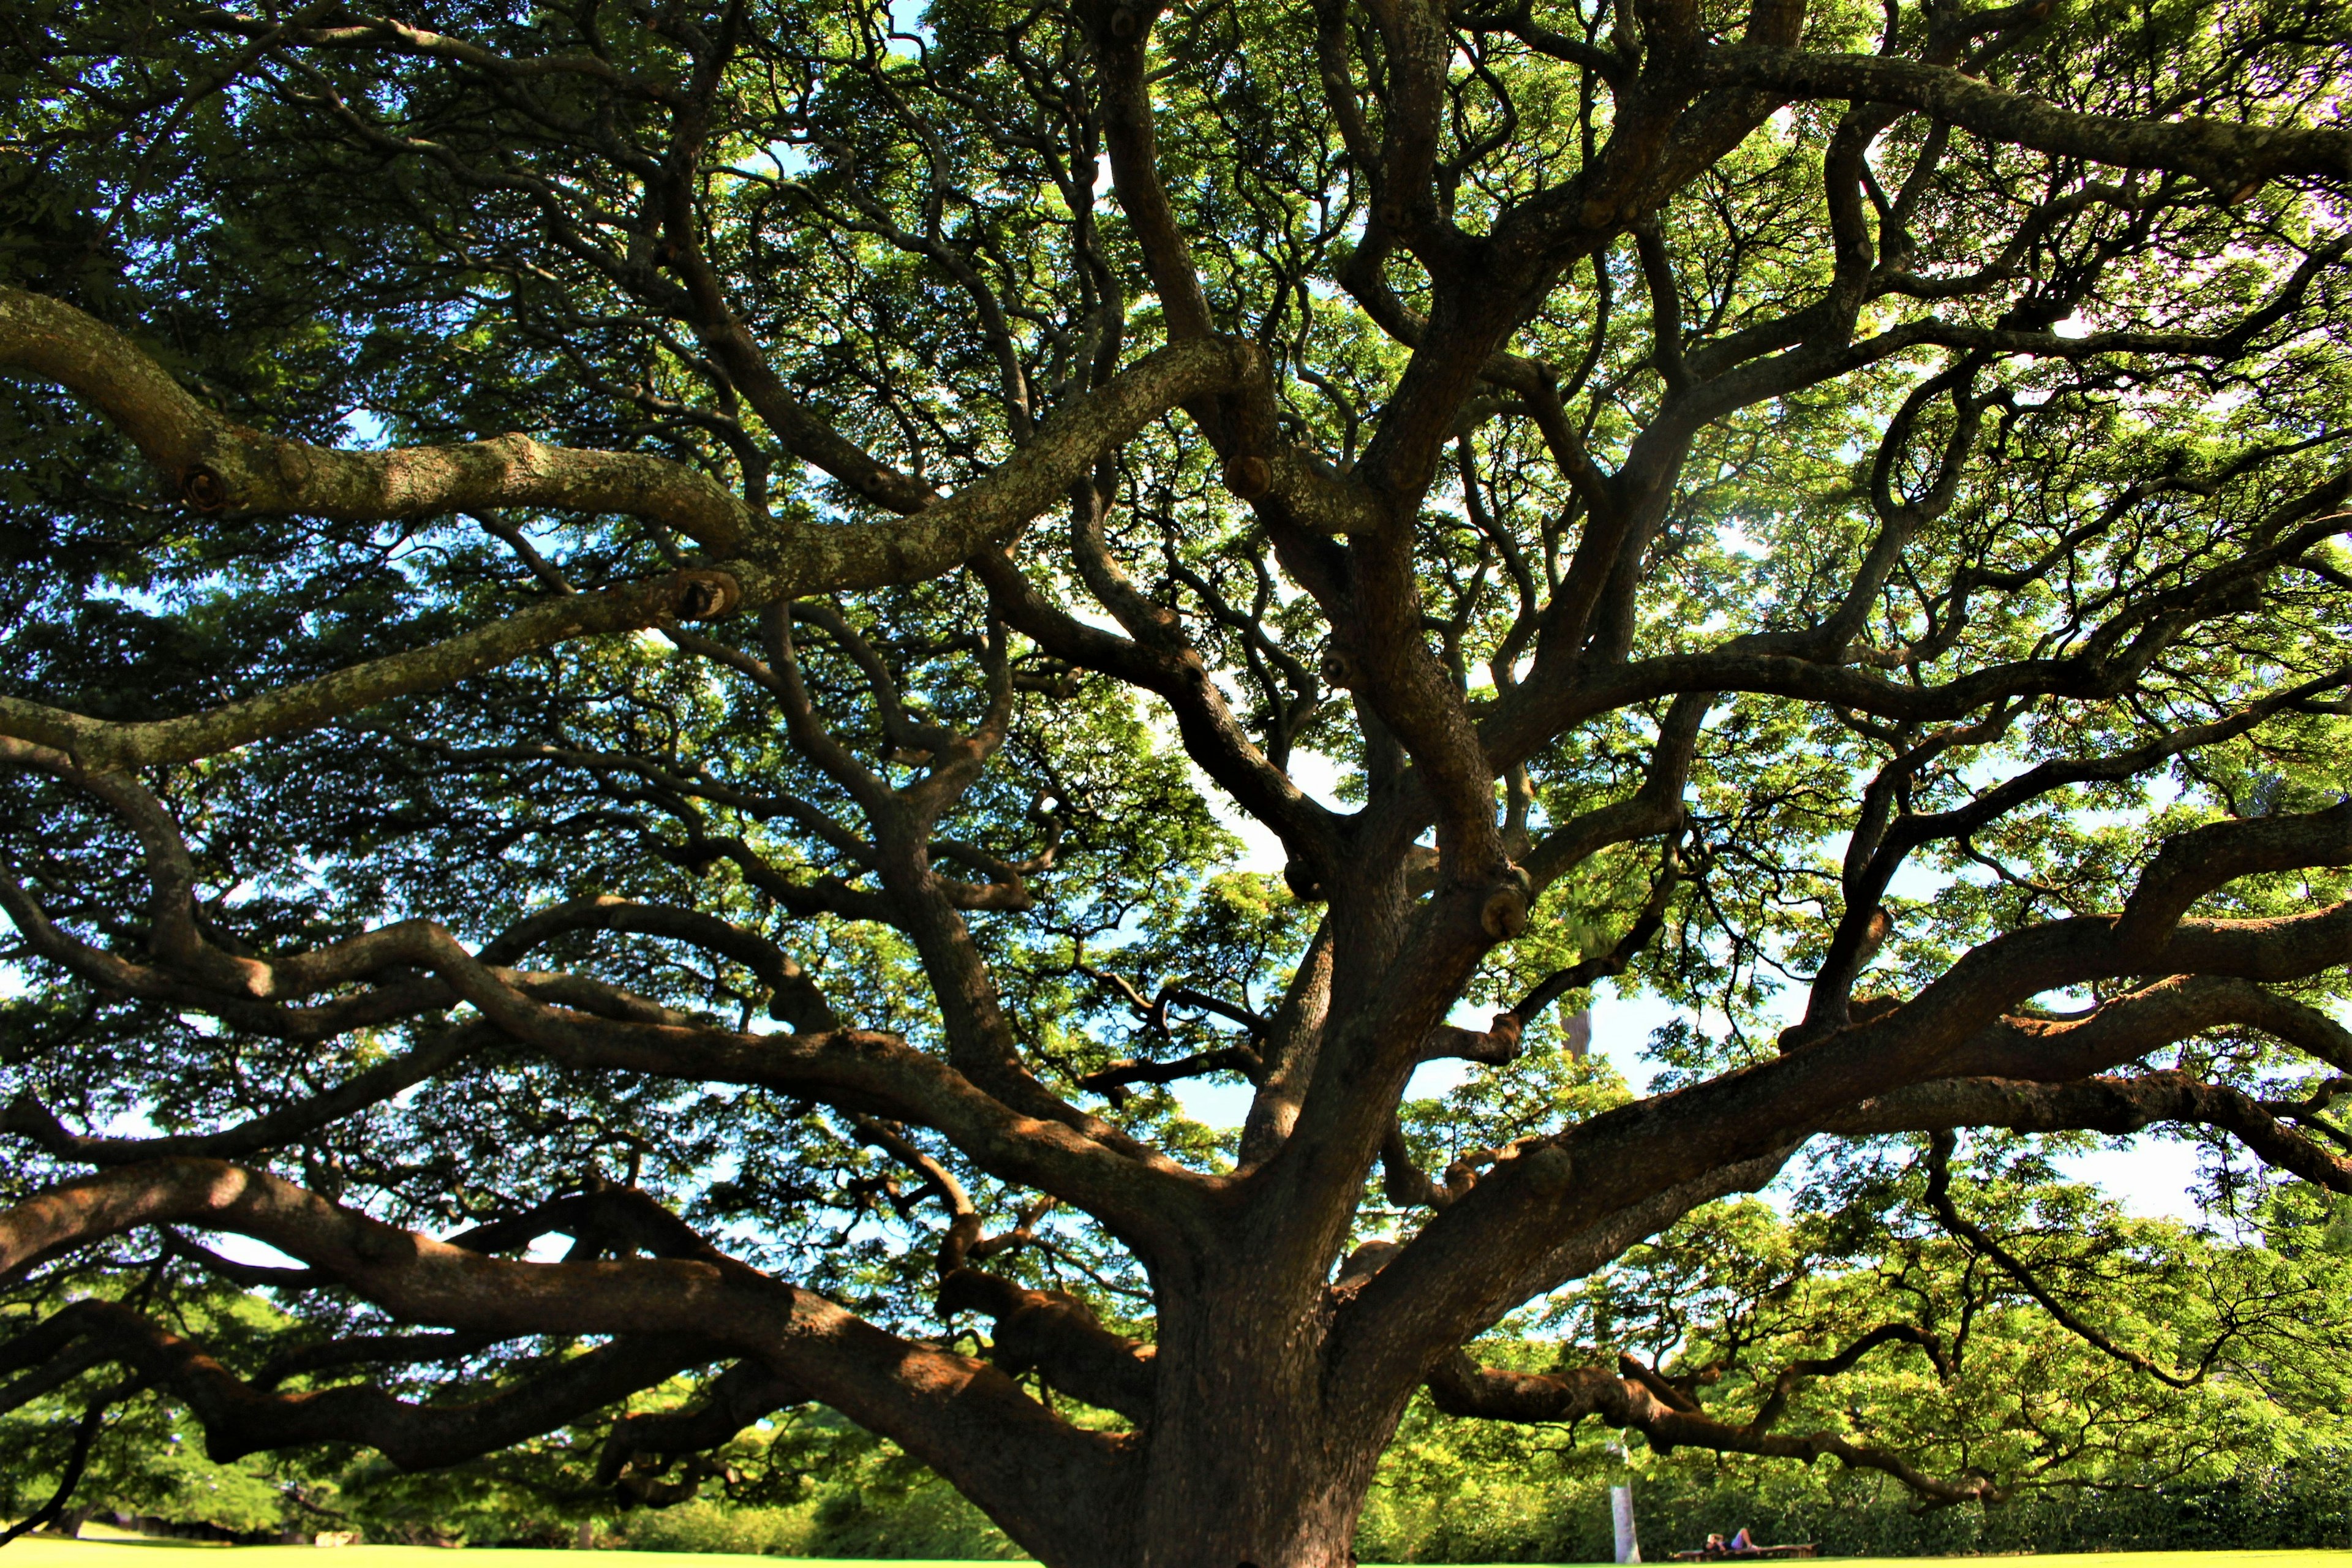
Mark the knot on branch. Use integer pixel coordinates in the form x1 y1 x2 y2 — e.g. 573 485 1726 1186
1221 454 1272 500
666 569 742 621
1419 1012 1525 1068
181 465 230 513
1481 865 1534 940
1778 991 1901 1052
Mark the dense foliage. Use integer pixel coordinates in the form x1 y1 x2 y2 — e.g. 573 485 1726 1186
2 0 2349 1563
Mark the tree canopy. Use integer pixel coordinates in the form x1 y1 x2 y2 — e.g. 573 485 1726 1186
1 0 2349 1563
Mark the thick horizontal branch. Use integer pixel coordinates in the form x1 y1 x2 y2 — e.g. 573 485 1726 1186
1932 973 2352 1084
1825 1072 2352 1193
0 286 758 552
1426 1342 1994 1506
0 1159 1127 1553
1693 47 2352 195
0 1298 714 1468
2117 800 2352 952
0 296 1281 767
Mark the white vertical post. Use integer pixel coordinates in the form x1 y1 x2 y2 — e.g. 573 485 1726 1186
1611 1482 1642 1563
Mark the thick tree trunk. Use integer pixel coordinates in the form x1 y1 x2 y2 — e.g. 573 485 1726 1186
1121 1273 1398 1568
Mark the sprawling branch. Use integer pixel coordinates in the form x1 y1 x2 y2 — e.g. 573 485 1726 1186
1332 799 2352 1403
1426 1339 1994 1506
594 1360 812 1502
1920 1132 2206 1389
0 1160 1129 1561
0 1298 718 1469
1827 1073 2352 1194
0 285 757 552
5 3 2350 1551
1695 47 2352 197
0 303 1275 767
0 782 1205 1243
479 895 840 1032
3 1024 485 1166
0 575 749 770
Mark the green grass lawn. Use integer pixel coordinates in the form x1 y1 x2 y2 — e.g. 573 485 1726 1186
4 1534 2350 1567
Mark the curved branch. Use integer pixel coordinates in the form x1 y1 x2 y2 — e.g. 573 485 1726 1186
1426 1343 1996 1506
2116 799 2352 954
0 1160 1129 1561
3 1024 487 1166
0 285 757 552
1079 1046 1263 1108
0 810 1207 1238
0 573 745 770
1826 1072 2352 1194
1695 47 2352 197
595 1359 810 1499
1936 973 2352 1084
479 895 839 1033
0 308 1273 767
447 1183 733 1265
1921 1131 2203 1388
1328 881 2352 1411
1 1298 716 1468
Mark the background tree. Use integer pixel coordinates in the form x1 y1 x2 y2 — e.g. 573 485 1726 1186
2 0 2350 1564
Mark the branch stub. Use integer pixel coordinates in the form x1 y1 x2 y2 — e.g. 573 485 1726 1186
1481 866 1534 940
1221 455 1272 501
669 569 744 621
181 466 230 513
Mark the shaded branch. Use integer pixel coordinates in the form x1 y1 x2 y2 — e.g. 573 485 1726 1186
1695 46 2352 197
1828 1072 2352 1195
1922 1131 2203 1389
0 1159 1131 1556
937 1269 1158 1422
594 1359 810 1501
3 1025 490 1166
1427 1343 1996 1506
0 1297 715 1468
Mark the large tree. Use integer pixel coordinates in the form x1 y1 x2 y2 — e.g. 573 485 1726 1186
2 0 2350 1562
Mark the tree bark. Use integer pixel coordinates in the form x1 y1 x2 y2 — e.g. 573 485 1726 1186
1130 1270 1395 1568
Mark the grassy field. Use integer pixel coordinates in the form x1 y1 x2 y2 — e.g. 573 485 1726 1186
4 1534 2350 1567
